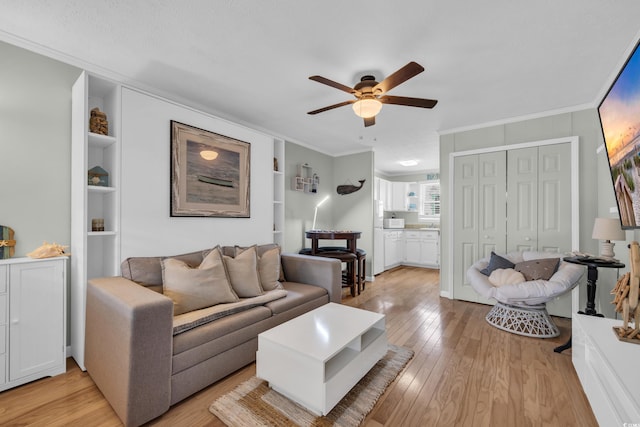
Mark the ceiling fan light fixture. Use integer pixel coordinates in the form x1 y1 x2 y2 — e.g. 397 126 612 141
352 98 382 118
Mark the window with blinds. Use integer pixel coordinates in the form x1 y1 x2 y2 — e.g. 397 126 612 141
419 180 440 220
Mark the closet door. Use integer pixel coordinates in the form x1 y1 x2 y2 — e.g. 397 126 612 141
507 147 538 251
453 152 506 303
506 144 571 253
537 144 572 253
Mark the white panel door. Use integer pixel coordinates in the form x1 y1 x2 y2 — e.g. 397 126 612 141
507 147 538 252
479 151 507 259
538 144 573 317
537 144 572 253
9 260 64 381
453 155 480 302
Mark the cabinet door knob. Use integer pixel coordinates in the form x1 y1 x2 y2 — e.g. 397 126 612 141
11 319 19 325
525 237 531 241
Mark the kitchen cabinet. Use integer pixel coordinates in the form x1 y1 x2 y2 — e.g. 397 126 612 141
383 231 403 269
403 230 440 268
0 257 67 392
390 182 409 211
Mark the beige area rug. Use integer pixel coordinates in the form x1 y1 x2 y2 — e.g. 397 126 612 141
209 345 413 427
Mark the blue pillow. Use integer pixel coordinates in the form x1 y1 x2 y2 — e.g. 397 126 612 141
480 252 515 276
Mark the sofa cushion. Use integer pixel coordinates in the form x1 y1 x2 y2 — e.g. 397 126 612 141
223 245 264 297
162 247 238 315
265 281 329 315
172 289 287 336
172 305 273 375
121 249 208 292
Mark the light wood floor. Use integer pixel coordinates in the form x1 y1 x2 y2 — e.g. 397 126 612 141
0 266 597 426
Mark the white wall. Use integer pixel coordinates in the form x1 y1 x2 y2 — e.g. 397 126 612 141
120 88 273 259
0 41 80 256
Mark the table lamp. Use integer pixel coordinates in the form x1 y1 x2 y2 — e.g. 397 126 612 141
592 217 625 259
311 195 330 230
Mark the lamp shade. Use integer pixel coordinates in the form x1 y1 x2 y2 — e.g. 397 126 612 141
352 98 382 118
592 217 625 241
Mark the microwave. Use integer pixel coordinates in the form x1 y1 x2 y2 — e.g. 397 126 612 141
383 218 405 229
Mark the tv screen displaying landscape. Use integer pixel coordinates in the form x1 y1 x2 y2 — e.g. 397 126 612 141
599 40 640 229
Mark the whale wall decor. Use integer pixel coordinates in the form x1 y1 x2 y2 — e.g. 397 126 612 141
336 179 365 195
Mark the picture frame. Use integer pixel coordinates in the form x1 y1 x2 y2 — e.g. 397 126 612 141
170 120 250 217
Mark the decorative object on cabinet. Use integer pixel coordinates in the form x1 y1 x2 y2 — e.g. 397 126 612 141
26 241 69 259
336 179 365 195
273 157 278 172
87 165 109 186
89 107 108 135
0 226 15 259
611 241 640 343
91 218 105 232
170 121 250 218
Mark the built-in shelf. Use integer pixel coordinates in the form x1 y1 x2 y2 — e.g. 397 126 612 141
273 139 285 247
71 72 121 371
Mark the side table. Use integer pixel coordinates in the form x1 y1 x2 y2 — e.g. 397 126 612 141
554 256 624 353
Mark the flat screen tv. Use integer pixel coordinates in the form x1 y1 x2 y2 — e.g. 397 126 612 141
599 39 640 229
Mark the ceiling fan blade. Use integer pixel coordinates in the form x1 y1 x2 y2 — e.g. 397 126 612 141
307 100 355 115
309 75 356 95
374 62 425 94
380 95 438 109
364 116 375 127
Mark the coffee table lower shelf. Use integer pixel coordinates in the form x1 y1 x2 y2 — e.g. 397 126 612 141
256 303 387 415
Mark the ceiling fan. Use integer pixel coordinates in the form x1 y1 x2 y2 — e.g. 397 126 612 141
307 61 438 127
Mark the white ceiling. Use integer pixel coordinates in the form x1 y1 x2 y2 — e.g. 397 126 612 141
2 1 640 175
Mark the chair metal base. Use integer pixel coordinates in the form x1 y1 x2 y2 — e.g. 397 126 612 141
485 302 559 338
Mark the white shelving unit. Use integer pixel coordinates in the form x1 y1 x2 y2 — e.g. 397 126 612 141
71 72 121 370
273 139 285 247
292 163 319 193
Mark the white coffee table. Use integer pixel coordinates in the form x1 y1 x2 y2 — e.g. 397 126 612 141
256 303 387 415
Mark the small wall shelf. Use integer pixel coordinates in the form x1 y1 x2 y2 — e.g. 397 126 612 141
292 163 319 193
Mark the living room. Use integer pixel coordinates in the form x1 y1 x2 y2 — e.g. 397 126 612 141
2 2 640 426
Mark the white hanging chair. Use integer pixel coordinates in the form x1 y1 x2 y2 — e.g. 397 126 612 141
467 251 584 338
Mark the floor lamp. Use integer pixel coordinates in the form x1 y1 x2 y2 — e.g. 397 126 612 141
312 195 330 230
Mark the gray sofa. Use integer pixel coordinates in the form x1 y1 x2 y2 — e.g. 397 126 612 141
85 246 341 426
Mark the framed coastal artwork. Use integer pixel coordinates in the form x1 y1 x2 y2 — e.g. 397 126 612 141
170 121 250 217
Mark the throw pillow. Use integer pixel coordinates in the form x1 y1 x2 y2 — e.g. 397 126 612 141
488 268 526 287
224 245 264 297
162 247 238 315
236 245 283 291
234 244 286 282
480 251 515 276
514 258 560 281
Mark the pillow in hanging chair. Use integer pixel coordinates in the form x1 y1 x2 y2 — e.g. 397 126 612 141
488 268 526 287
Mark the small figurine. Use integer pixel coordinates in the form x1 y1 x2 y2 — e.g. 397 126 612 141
89 107 109 135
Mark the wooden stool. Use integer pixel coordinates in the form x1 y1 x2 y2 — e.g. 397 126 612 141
314 246 366 294
301 248 357 297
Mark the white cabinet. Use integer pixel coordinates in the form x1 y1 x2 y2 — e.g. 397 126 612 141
379 178 391 210
572 313 640 425
383 231 403 268
71 72 121 370
390 182 409 211
273 139 285 247
0 257 66 392
403 230 440 268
